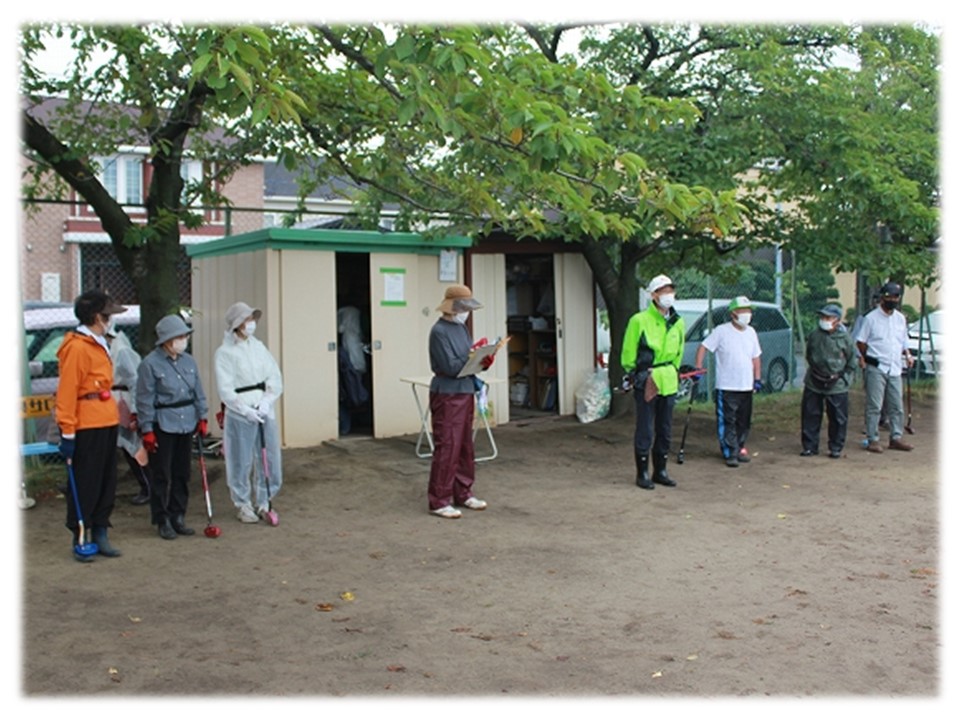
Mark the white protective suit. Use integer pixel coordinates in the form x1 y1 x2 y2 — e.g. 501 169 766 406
214 329 284 512
109 331 145 459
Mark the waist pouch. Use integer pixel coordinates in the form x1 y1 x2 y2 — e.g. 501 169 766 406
810 368 841 390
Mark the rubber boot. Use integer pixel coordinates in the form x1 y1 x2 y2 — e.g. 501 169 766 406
171 514 196 536
653 453 676 487
158 517 177 540
92 526 122 557
635 451 653 490
72 529 95 563
130 468 150 505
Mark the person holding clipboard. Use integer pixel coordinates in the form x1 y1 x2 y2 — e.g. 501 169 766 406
427 284 501 519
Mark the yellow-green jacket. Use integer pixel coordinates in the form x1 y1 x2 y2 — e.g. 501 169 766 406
620 304 685 396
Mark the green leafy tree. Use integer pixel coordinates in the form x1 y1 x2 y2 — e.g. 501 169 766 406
20 24 306 352
285 23 936 402
748 25 940 293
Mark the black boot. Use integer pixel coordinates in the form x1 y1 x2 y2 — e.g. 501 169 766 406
92 526 122 557
158 517 177 540
653 454 676 487
130 468 150 505
171 514 195 536
635 451 653 490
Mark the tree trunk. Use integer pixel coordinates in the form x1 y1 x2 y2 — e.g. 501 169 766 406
579 236 644 417
135 152 187 356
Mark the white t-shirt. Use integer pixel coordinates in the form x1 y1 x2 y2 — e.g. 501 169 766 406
701 322 762 391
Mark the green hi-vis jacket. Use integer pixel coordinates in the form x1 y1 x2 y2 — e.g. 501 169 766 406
620 304 686 396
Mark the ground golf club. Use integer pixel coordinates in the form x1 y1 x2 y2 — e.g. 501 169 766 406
66 460 99 559
196 434 221 538
258 423 279 526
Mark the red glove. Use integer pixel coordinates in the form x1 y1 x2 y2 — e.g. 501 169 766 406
470 337 488 351
142 431 158 454
197 419 208 437
480 354 495 370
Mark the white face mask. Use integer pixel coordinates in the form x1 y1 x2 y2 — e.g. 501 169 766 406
734 312 752 327
657 292 675 310
455 312 469 324
819 318 836 332
244 321 257 336
170 337 188 355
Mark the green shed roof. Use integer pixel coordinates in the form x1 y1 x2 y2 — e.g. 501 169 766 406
186 227 474 259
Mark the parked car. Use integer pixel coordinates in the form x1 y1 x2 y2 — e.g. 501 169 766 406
906 309 943 376
672 298 794 398
23 304 141 396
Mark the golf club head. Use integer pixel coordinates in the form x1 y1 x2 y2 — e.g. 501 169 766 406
677 453 685 465
265 510 279 527
204 525 222 538
74 541 99 557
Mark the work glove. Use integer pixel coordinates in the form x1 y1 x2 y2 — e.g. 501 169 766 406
142 431 158 454
470 337 488 351
241 405 265 424
753 379 764 393
255 393 275 419
59 436 75 461
196 419 208 437
480 354 495 370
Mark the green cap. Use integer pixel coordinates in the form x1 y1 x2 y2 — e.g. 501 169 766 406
728 296 752 312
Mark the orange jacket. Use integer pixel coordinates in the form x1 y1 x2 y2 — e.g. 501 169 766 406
55 331 119 436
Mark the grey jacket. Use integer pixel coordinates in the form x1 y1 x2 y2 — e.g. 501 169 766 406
804 326 857 394
137 348 208 434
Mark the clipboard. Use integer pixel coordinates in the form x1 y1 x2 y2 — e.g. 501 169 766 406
457 336 511 377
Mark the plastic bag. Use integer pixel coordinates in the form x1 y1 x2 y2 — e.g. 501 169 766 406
575 368 611 423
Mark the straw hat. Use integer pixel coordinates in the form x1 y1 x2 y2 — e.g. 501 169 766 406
437 284 482 314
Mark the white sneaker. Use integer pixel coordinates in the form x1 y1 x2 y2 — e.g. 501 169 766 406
461 497 487 511
237 505 259 523
430 505 462 519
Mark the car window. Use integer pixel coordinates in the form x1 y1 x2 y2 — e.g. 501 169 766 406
754 307 789 332
35 330 67 363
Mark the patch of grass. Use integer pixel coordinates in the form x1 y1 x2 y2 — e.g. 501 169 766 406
21 458 67 496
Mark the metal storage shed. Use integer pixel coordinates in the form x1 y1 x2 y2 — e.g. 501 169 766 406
187 227 474 447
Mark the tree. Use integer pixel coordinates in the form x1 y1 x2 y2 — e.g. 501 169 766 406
289 23 938 404
20 24 306 353
745 24 940 293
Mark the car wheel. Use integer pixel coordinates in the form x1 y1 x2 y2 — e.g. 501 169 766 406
766 358 788 392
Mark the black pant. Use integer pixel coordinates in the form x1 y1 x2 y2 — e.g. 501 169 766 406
65 425 119 532
714 389 753 459
634 389 676 456
801 388 849 454
148 430 192 525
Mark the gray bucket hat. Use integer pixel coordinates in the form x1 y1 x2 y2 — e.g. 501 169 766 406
155 314 193 346
225 301 262 331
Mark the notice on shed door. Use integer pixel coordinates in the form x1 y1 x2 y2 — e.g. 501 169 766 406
380 267 406 306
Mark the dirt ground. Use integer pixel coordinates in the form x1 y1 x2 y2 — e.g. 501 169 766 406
15 389 943 707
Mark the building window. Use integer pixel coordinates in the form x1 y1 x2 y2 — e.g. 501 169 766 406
98 155 144 205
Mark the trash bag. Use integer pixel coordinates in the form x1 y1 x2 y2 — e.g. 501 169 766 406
575 368 611 423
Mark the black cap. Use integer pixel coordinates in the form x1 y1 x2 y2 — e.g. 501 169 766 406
879 281 902 297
